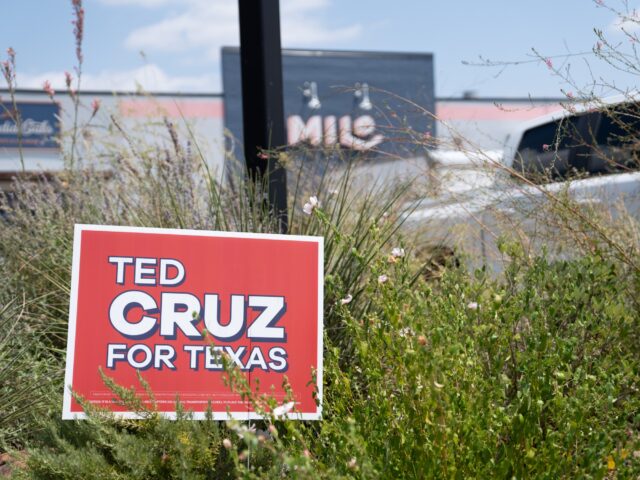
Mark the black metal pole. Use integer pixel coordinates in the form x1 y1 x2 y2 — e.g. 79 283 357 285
238 0 288 233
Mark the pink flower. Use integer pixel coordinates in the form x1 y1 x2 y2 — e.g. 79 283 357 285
91 98 101 115
391 247 405 258
42 80 55 98
64 71 72 88
71 1 84 64
544 58 553 69
378 274 389 285
542 144 550 152
257 151 269 160
222 438 232 449
596 41 603 51
1 49 14 85
596 0 604 5
566 91 574 99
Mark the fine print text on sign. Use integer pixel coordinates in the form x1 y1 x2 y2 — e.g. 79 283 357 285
63 225 323 420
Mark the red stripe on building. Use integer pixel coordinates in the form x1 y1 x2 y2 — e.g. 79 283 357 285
118 99 562 122
119 99 224 119
436 103 564 121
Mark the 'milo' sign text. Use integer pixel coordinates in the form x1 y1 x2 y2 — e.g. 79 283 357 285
287 114 383 151
63 225 323 420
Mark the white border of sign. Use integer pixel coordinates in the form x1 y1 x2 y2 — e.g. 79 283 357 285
63 224 324 421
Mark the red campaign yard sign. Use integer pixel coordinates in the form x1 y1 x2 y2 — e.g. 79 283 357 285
63 225 323 420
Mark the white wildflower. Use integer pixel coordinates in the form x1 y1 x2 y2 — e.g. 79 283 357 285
391 247 405 258
303 195 320 215
273 401 295 418
235 423 256 439
467 301 479 310
340 294 353 305
222 438 232 449
378 274 388 284
398 327 415 338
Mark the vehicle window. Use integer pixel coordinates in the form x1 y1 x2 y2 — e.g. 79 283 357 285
513 115 583 183
590 103 640 173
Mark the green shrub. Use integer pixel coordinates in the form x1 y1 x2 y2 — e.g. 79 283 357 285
0 120 638 479
0 299 55 449
11 226 640 478
0 123 417 462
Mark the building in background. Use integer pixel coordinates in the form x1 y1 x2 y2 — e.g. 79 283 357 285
436 95 564 151
0 49 564 185
0 90 226 186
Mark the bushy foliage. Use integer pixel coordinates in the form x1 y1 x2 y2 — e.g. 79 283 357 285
330 249 640 478
0 299 56 449
0 90 638 480
13 400 232 480
3 173 640 477
0 121 415 453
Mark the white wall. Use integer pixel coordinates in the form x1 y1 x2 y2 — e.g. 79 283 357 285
0 90 225 181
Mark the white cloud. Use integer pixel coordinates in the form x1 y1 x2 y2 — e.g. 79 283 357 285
608 8 640 33
282 20 362 46
124 2 239 59
23 0 361 93
121 0 362 61
16 63 220 92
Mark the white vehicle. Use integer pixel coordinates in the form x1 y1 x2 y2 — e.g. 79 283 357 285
406 95 640 272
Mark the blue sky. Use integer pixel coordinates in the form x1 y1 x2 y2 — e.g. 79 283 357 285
2 0 638 97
